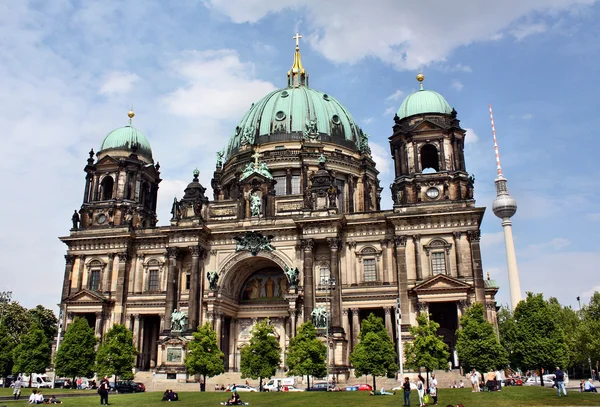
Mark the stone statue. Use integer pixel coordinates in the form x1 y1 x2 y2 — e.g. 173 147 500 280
241 126 255 146
233 231 275 256
327 186 338 208
357 132 371 155
303 189 313 209
71 210 80 229
170 309 187 332
216 150 224 167
466 175 475 199
393 113 401 125
123 207 133 226
284 266 300 289
303 118 318 140
250 193 261 217
207 270 219 291
170 198 181 220
311 306 329 329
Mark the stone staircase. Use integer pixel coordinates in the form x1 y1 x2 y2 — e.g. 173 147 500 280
133 370 467 392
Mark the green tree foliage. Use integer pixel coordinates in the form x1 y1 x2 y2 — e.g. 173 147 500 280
547 297 582 369
404 313 450 383
455 303 507 371
54 317 97 381
28 305 58 343
575 293 600 372
0 325 14 377
512 293 568 384
349 313 398 392
96 324 137 380
286 321 326 388
185 323 225 390
12 322 51 378
497 306 519 368
0 302 30 343
240 319 281 391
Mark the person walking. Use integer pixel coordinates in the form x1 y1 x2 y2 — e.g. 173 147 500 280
13 376 22 400
470 369 479 392
98 376 110 405
430 373 438 404
555 366 567 397
416 375 425 407
402 377 411 406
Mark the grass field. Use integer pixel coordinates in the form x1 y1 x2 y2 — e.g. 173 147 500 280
2 386 599 407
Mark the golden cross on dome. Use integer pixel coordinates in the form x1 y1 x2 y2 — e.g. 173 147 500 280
251 151 261 167
293 32 302 49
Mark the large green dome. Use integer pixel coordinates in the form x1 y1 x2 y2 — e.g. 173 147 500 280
100 124 153 160
397 85 452 120
226 86 363 157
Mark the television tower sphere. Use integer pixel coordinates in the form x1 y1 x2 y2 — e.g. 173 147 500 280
492 187 517 219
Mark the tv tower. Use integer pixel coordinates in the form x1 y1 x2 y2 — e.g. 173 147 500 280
489 105 522 309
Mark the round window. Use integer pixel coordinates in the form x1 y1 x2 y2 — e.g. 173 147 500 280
332 115 341 125
281 91 289 98
426 187 440 199
275 111 286 121
97 214 107 224
323 94 330 101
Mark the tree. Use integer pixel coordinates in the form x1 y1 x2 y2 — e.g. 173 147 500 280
185 323 225 391
547 297 582 370
349 313 397 392
497 306 519 368
54 317 97 382
404 313 449 385
512 292 568 386
455 303 507 372
286 321 326 389
240 319 281 391
28 305 58 343
0 325 14 377
96 324 137 380
0 302 30 344
12 322 51 383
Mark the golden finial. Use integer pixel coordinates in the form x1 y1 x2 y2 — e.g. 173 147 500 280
416 71 424 90
128 106 135 125
288 33 307 87
487 271 491 280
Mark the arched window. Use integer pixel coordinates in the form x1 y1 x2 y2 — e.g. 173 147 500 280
420 144 439 173
100 176 114 200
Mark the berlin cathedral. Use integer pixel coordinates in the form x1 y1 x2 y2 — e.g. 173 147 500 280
59 39 499 380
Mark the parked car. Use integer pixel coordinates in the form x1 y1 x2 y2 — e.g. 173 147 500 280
525 374 567 386
282 385 305 392
53 378 72 389
307 382 330 391
226 384 257 392
344 383 372 391
114 381 145 393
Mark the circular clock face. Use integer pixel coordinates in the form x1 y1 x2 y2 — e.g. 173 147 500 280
97 214 107 224
426 187 440 199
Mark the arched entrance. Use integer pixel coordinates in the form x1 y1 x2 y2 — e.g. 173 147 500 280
210 253 299 372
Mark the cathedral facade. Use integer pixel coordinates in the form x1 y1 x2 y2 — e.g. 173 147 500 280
58 42 498 380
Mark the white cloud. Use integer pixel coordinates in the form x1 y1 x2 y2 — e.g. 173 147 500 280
451 79 464 91
362 117 374 125
369 141 392 177
386 89 404 101
480 232 505 251
465 128 480 144
521 113 534 119
206 0 597 69
383 106 396 116
98 71 141 96
525 237 571 253
455 63 473 73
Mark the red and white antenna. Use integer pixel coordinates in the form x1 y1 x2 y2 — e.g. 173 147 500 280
488 104 503 177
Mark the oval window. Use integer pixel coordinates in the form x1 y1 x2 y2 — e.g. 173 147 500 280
332 115 341 125
275 111 286 121
281 91 289 98
323 94 330 101
426 187 440 199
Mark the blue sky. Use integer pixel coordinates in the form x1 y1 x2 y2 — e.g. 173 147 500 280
1 0 598 311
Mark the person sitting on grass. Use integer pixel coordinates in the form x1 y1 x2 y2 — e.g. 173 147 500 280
369 387 394 396
584 379 598 393
162 389 178 401
45 395 62 404
223 391 245 405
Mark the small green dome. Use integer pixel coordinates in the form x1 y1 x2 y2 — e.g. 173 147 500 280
226 86 363 157
100 125 153 159
397 88 453 120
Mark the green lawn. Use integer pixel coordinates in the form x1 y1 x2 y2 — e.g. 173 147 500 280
0 388 96 397
1 387 599 407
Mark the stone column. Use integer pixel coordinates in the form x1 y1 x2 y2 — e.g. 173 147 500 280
439 137 446 171
164 247 179 330
384 307 393 339
290 310 297 338
188 246 202 330
467 231 486 305
327 238 342 330
393 146 402 177
61 255 75 300
351 308 360 350
380 239 390 283
229 318 237 370
346 241 357 285
76 255 85 292
452 232 462 278
134 255 144 294
412 235 423 281
301 239 315 320
215 313 223 349
114 252 129 324
342 309 350 361
95 311 104 338
159 314 165 332
103 254 114 295
393 236 410 318
132 314 141 350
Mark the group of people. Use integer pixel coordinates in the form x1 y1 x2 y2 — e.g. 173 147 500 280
161 389 179 401
581 378 598 393
401 373 438 407
27 390 62 405
469 368 504 392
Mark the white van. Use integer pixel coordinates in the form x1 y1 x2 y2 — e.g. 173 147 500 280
264 377 296 392
19 374 53 388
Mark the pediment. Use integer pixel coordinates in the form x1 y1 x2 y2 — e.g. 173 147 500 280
65 289 107 304
240 172 273 184
411 120 444 132
412 274 471 293
95 155 119 166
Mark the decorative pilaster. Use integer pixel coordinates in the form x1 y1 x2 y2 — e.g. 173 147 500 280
188 246 202 330
346 241 357 285
94 311 104 338
467 230 486 305
327 238 342 330
103 253 114 295
301 239 315 320
412 235 423 280
164 247 179 330
61 255 75 300
380 239 390 283
452 232 462 278
384 307 393 340
134 254 144 294
350 308 360 351
114 252 129 324
393 236 410 318
76 255 85 292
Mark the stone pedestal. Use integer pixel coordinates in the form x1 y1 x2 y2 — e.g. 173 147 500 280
155 334 190 379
